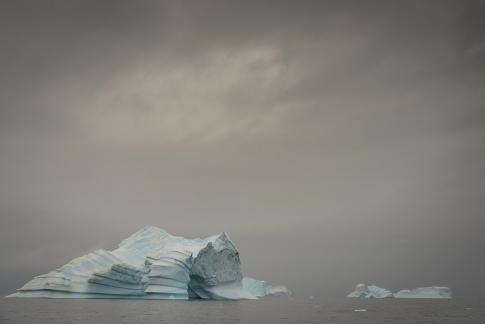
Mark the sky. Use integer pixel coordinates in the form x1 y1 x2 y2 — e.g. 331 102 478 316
1 0 485 299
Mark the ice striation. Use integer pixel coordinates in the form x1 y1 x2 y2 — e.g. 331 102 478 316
347 283 452 299
6 226 289 300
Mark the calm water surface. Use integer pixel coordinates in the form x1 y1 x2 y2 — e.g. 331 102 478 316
1 297 483 323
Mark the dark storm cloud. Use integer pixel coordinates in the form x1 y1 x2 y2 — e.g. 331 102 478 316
1 1 485 298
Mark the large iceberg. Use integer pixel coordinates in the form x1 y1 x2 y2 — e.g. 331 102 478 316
7 226 288 300
347 283 452 299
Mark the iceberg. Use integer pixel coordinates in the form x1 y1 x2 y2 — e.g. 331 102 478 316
347 283 452 299
6 226 287 300
242 277 267 297
347 283 393 298
265 285 292 297
241 277 292 297
394 287 452 299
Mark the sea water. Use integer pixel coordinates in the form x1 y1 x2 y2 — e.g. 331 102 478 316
1 297 483 323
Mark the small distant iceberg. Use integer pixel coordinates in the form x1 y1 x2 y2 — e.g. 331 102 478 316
266 285 292 297
347 283 452 299
347 284 393 298
394 287 452 299
241 277 292 297
6 226 289 300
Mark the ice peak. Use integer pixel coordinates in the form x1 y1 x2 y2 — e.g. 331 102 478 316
213 232 237 252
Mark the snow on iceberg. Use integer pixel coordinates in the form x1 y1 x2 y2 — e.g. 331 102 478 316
394 287 452 299
6 226 287 300
347 284 393 298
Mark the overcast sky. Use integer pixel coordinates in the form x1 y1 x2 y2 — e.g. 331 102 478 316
1 0 485 299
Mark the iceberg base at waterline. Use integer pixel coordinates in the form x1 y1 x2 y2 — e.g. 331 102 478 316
6 226 289 300
347 283 452 299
